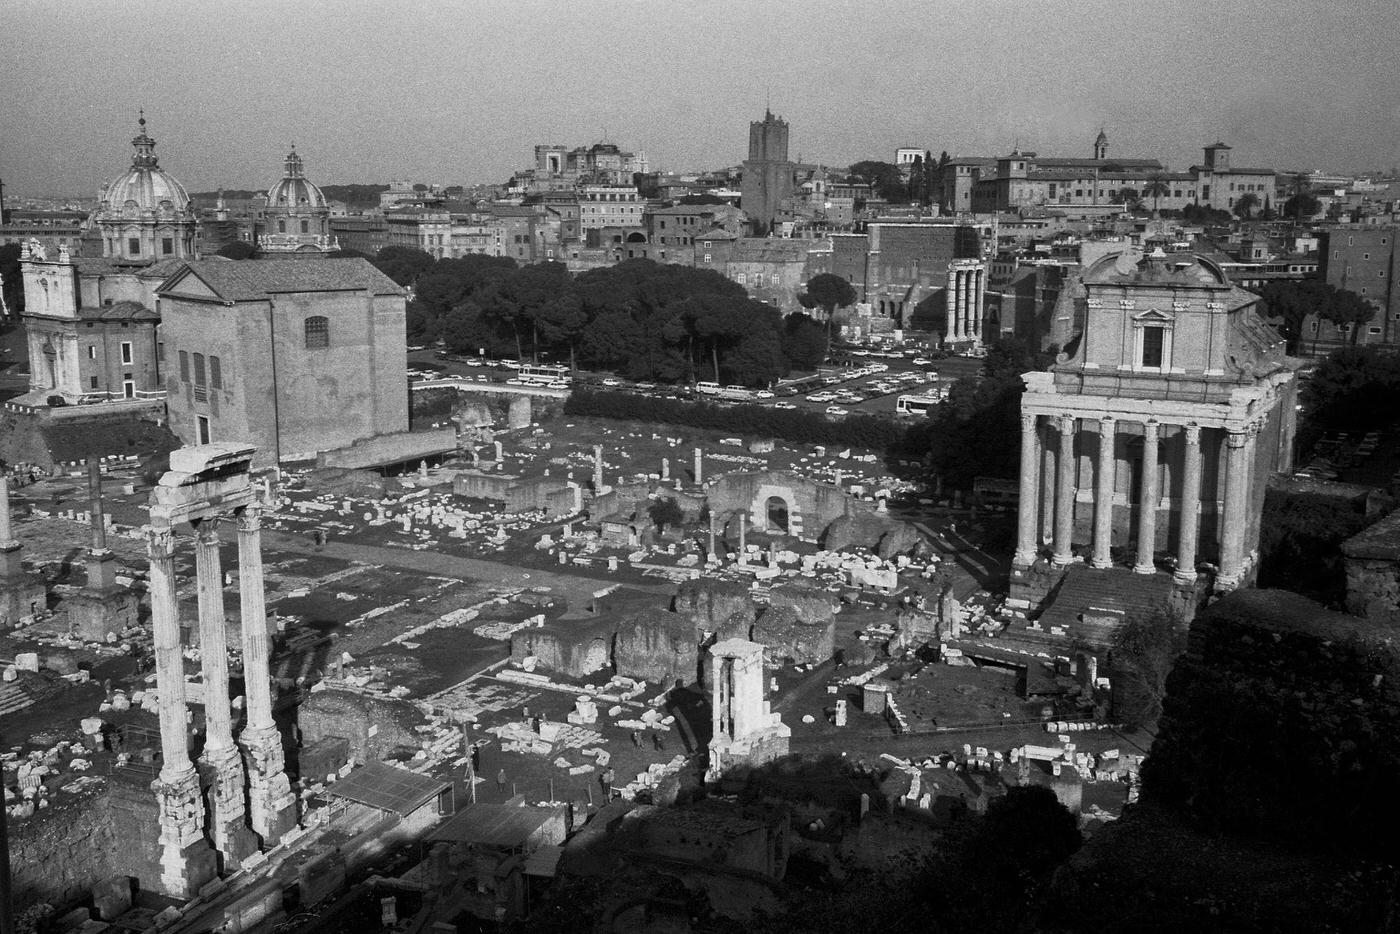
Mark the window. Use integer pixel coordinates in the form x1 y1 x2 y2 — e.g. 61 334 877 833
771 274 780 286
157 342 164 363
736 273 746 285
209 355 221 390
87 346 96 360
278 220 286 233
300 220 309 234
1140 325 1165 368
1369 327 1382 335
197 415 211 445
703 253 712 264
178 350 189 381
90 376 98 389
162 237 173 255
123 379 134 399
193 353 206 387
127 237 140 255
305 316 329 349
120 342 132 365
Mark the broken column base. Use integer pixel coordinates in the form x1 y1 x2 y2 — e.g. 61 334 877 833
199 750 259 870
705 722 792 785
1 570 47 628
242 727 299 845
152 770 219 898
63 586 139 642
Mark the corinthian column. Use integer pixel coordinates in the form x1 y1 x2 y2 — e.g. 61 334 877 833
1014 412 1040 566
945 273 958 341
1217 428 1250 589
1091 416 1116 568
146 524 215 898
195 519 254 867
237 505 297 845
1175 425 1203 584
1053 416 1076 565
1134 421 1160 574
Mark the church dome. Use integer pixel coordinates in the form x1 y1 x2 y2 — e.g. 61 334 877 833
97 115 192 216
267 148 328 210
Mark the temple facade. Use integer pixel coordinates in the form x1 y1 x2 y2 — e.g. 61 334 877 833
1010 249 1297 603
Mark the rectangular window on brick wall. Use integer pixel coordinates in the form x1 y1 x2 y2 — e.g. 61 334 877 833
210 355 221 390
178 350 189 381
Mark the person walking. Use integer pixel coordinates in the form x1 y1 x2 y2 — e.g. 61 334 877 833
631 730 642 748
653 731 665 752
600 767 615 800
496 768 507 795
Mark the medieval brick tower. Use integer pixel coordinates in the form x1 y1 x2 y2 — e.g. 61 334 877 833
741 109 795 234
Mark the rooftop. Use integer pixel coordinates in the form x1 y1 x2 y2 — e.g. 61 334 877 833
158 258 403 301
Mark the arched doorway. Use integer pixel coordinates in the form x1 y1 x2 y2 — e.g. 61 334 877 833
766 496 789 533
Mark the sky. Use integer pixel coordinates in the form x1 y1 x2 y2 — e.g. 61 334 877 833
2 0 1398 197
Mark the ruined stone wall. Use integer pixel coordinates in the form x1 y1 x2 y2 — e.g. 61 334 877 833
613 609 700 686
453 470 516 500
298 689 426 763
750 604 834 666
1344 555 1400 626
707 470 871 543
674 579 755 635
510 620 615 678
7 789 120 912
1142 588 1400 860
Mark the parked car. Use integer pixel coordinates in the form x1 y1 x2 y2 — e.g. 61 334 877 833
753 389 774 399
825 405 850 416
602 378 621 387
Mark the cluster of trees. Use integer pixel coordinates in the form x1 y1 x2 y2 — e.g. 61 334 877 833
846 154 946 205
0 242 23 316
566 389 908 451
384 248 833 386
1260 280 1375 355
901 338 1053 489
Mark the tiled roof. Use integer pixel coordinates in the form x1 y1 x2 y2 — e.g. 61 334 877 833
78 300 157 321
161 258 404 301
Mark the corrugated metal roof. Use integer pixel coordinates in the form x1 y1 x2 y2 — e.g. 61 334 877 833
326 761 450 816
430 802 566 848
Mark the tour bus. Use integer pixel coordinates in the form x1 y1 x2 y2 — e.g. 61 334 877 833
516 363 570 385
896 392 943 416
695 381 721 395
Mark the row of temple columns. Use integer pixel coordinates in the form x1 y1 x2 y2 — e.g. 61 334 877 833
946 262 985 344
1014 412 1259 588
149 503 294 882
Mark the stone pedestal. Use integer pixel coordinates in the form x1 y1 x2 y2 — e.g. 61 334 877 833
199 748 258 869
241 725 298 845
65 584 139 642
152 767 218 899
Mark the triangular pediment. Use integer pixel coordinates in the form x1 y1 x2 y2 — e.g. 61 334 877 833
1132 307 1174 322
156 266 221 301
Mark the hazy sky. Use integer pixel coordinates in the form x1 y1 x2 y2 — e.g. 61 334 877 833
3 0 1397 196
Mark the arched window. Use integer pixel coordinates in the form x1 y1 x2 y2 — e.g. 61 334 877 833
304 316 329 349
278 220 286 233
766 496 789 533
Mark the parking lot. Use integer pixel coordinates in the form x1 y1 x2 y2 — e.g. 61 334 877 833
406 346 986 419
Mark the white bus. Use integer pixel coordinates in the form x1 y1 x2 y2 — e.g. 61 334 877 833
517 364 570 385
717 385 754 402
896 393 942 416
695 381 721 395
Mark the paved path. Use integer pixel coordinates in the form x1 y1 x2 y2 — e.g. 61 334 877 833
261 530 675 601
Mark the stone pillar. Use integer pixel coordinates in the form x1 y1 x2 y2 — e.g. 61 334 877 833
1134 421 1160 574
972 268 984 341
0 474 14 545
237 506 296 845
195 520 254 867
146 524 216 897
1174 425 1203 584
1013 412 1040 566
956 270 969 340
1053 416 1076 565
945 270 959 341
660 458 669 482
1217 428 1250 589
1091 417 1116 569
1040 438 1057 545
593 444 604 491
737 512 747 564
693 446 703 484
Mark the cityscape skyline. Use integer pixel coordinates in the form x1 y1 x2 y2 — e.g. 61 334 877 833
3 0 1398 195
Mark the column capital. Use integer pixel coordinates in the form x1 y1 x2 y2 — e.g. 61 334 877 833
1020 412 1038 432
195 517 221 545
1142 419 1159 436
236 504 263 534
146 524 176 559
1184 423 1201 444
1059 414 1076 431
1099 415 1116 428
1226 429 1248 449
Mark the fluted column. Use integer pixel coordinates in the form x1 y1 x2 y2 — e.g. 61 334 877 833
1053 415 1076 565
0 474 15 545
195 521 234 755
1040 437 1056 545
147 523 215 897
237 505 297 845
972 269 984 340
148 525 193 781
1174 424 1203 584
1134 421 1160 574
945 273 959 341
1217 428 1250 589
195 519 254 866
1014 412 1040 566
957 270 969 339
1091 416 1116 568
